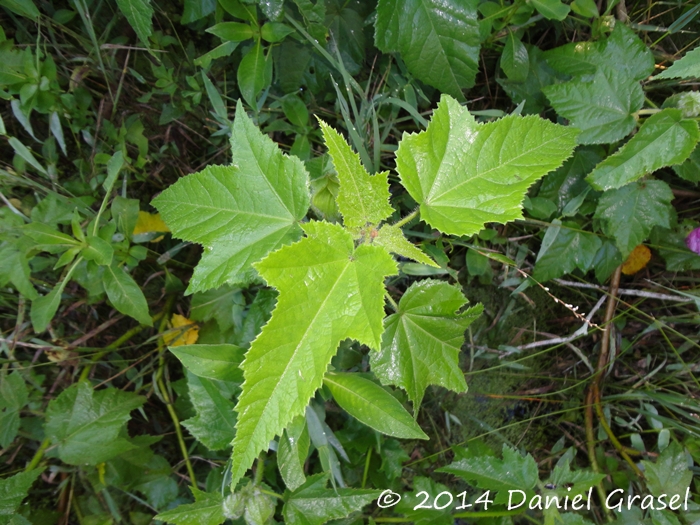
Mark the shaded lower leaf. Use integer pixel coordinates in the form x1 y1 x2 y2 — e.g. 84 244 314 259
282 473 380 525
45 382 145 465
181 372 237 451
533 220 602 281
0 469 43 524
323 372 428 440
278 415 310 491
102 263 152 326
156 489 225 525
169 344 245 382
0 373 28 448
594 180 674 257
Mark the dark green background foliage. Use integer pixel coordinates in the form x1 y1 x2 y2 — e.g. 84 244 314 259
0 0 700 523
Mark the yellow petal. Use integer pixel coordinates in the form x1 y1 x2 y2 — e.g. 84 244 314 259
621 245 651 275
133 211 170 235
163 313 199 347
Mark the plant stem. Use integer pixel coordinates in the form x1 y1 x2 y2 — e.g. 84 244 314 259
25 437 51 471
393 208 419 229
384 291 398 311
154 295 197 485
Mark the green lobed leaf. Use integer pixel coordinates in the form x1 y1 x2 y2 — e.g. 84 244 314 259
0 469 43 524
544 24 654 83
370 279 482 410
282 473 380 525
278 415 310 491
318 120 393 232
181 371 237 451
641 441 693 499
229 221 397 487
543 69 643 145
0 373 28 448
656 46 700 80
323 372 428 439
45 382 145 465
373 224 438 267
533 219 602 282
238 42 273 107
437 445 539 502
375 0 480 100
396 94 577 237
156 489 225 525
169 344 245 382
594 180 674 257
586 109 700 191
102 263 153 326
152 101 309 294
115 0 153 47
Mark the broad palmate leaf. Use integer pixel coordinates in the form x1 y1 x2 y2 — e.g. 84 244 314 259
375 0 480 100
595 180 674 258
323 372 428 439
45 382 145 465
0 469 42 525
282 473 380 525
156 489 225 525
586 109 700 191
370 280 482 410
229 221 396 486
318 120 393 232
153 101 309 294
396 95 577 236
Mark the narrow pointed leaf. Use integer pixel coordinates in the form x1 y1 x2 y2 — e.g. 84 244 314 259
237 42 272 107
229 221 397 487
103 263 152 326
375 0 480 100
115 0 153 46
586 109 700 191
370 279 482 409
169 344 245 382
374 224 438 267
397 94 577 236
319 120 393 231
282 473 380 525
278 415 310 491
594 180 674 257
324 372 428 439
656 46 700 80
152 101 309 294
45 382 145 465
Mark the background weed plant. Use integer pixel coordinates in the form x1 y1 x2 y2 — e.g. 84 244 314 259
1 0 700 524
